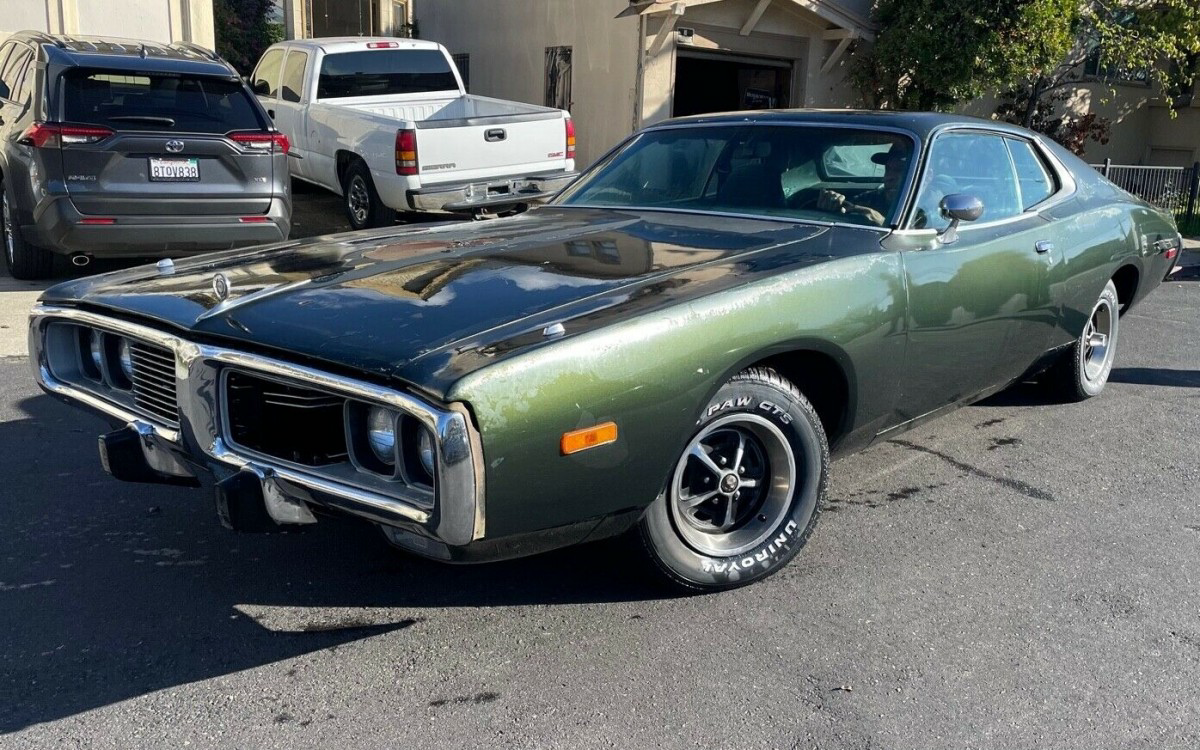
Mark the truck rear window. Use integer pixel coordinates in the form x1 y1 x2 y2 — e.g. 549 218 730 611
317 50 458 99
62 70 264 133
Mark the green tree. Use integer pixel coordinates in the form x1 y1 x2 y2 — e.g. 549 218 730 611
854 0 1075 111
213 0 276 75
998 0 1200 132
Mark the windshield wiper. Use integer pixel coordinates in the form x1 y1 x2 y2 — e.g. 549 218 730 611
107 115 176 126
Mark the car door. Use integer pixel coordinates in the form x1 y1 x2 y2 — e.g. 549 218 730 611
896 129 1057 422
274 49 309 180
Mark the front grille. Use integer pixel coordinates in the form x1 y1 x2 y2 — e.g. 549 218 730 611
225 370 348 466
128 342 180 426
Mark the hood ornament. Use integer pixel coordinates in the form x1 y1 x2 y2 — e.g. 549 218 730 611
212 272 231 301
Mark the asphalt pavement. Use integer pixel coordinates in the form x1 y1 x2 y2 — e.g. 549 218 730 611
0 200 1198 747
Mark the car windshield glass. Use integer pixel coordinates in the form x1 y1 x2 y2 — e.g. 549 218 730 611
557 125 916 227
317 50 458 98
62 70 263 133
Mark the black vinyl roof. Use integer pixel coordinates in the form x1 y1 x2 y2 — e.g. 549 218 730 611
654 109 1034 141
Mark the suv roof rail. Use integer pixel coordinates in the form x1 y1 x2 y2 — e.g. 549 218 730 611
170 41 222 62
20 31 68 48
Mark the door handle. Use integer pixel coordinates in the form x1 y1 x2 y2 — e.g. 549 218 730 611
1035 240 1053 254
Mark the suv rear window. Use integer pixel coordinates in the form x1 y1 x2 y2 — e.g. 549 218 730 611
62 70 264 133
317 50 458 99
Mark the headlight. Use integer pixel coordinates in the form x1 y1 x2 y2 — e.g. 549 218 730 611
418 428 435 477
366 406 397 465
117 338 134 382
88 330 104 375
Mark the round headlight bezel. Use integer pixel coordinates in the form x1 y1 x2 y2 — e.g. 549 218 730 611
417 427 435 479
366 406 398 467
117 337 134 384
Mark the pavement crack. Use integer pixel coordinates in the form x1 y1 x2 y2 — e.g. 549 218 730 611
890 439 1054 501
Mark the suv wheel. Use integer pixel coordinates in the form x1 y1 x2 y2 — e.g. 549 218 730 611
2 184 54 280
342 160 397 230
638 367 829 592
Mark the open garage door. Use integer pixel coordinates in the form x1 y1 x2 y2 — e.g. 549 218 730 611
673 50 793 117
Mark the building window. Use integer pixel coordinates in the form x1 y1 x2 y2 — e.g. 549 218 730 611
452 54 470 93
545 46 573 111
1083 45 1149 85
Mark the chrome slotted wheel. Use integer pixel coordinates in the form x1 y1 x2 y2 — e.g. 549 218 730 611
669 413 796 558
347 176 370 225
1081 295 1116 383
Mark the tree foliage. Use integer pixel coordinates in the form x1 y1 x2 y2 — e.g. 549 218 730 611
856 1 1200 153
997 0 1200 132
854 0 1076 111
213 0 277 75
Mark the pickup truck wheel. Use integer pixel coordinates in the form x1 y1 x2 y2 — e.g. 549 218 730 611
342 161 397 230
3 184 54 280
1046 280 1120 401
638 367 829 592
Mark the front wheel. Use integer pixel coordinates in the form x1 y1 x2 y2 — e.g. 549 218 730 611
1046 279 1120 401
638 367 829 592
342 160 397 230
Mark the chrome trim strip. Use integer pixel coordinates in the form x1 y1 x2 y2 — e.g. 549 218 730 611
29 304 482 545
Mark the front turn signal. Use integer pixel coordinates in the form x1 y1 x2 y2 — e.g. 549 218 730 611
561 422 618 455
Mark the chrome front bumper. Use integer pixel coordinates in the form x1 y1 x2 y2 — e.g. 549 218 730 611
408 171 579 212
28 305 485 548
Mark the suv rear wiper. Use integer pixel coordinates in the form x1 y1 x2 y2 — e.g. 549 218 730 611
107 115 176 126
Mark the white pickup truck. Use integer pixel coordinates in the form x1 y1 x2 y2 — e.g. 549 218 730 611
249 37 578 228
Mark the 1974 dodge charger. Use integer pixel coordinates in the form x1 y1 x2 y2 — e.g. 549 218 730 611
28 112 1183 591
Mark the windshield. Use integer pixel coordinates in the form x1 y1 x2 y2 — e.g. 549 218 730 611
317 50 459 98
62 70 264 133
556 125 916 227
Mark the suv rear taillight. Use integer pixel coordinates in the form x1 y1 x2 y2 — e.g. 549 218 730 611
565 118 576 160
229 132 290 154
18 123 113 148
396 129 418 175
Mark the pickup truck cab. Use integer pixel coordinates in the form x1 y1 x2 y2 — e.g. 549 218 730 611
250 37 578 228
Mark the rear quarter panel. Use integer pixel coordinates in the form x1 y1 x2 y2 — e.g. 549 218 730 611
447 249 907 539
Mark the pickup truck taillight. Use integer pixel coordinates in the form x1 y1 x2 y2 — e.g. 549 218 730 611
565 118 576 160
229 132 290 154
18 123 113 148
396 129 418 175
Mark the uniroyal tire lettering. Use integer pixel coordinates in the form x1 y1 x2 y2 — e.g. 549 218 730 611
699 519 800 574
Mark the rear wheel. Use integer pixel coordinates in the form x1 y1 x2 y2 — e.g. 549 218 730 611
1046 280 1120 401
638 367 829 592
2 183 54 280
342 160 396 230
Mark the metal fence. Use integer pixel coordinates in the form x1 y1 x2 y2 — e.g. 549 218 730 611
1093 159 1200 234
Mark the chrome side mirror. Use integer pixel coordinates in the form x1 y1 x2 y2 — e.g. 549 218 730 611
938 193 983 244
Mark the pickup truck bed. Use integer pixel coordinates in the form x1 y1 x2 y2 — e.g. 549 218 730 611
250 37 578 226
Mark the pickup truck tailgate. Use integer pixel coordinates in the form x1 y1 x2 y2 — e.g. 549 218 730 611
350 97 568 184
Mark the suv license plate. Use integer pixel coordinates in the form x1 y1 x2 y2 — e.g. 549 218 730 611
149 158 200 182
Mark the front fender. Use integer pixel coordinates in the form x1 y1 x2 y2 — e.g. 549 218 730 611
448 252 906 540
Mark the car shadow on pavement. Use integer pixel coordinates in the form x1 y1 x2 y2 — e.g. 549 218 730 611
0 393 665 734
1109 367 1200 388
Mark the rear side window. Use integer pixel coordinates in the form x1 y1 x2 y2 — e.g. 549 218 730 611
317 49 458 99
62 70 264 133
1006 138 1057 209
280 51 308 103
0 45 32 101
252 48 283 97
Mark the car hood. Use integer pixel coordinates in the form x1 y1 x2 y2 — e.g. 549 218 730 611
41 207 834 396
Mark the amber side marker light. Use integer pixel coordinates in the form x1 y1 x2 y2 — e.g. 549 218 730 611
561 422 618 455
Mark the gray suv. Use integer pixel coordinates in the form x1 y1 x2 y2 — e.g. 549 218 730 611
0 32 291 279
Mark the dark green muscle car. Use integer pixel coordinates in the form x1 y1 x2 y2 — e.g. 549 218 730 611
28 112 1183 591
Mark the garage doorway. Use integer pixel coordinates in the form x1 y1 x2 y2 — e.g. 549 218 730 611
673 50 793 117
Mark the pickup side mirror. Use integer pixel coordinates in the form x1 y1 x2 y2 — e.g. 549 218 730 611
938 193 984 244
